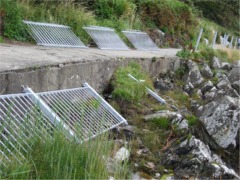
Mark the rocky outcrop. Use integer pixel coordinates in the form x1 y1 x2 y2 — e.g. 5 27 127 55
162 136 239 179
200 63 213 78
184 60 204 86
197 96 240 148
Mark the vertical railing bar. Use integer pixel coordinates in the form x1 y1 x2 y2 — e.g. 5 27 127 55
0 140 22 164
38 93 77 132
53 26 70 45
0 99 44 141
18 95 55 132
56 92 98 133
83 83 128 125
62 27 78 45
195 28 203 51
212 31 218 48
23 87 75 139
41 25 57 45
1 132 26 162
66 90 105 133
229 36 234 49
34 25 49 44
75 88 117 126
6 97 50 139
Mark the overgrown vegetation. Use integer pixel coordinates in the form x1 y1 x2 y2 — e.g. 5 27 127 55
0 0 238 47
1 130 129 179
111 62 153 103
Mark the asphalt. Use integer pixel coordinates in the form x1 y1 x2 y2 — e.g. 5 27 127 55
0 43 181 73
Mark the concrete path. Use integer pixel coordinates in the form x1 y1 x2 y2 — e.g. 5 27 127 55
0 43 180 73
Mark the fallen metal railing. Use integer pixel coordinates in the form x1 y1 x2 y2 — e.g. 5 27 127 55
128 74 166 104
83 26 129 50
122 30 159 50
23 20 87 48
0 83 127 167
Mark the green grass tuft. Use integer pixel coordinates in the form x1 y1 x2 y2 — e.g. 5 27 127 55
185 115 198 126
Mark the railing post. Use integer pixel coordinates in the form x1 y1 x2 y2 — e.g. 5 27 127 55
195 28 203 51
212 31 217 48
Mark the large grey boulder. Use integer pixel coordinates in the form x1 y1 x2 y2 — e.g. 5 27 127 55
232 80 240 94
200 63 213 78
162 136 239 179
201 80 214 93
197 96 240 148
184 60 204 86
221 62 231 71
212 56 221 69
227 67 240 84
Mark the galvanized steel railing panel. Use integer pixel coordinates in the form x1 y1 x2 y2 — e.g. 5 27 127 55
0 93 54 166
122 30 159 50
0 83 127 168
83 26 129 50
23 20 87 48
36 83 127 141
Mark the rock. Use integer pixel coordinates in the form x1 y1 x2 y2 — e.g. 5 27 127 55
197 96 240 148
221 62 231 71
162 136 239 179
144 162 156 170
214 87 239 99
183 82 194 94
227 67 240 84
212 56 221 69
216 77 231 89
136 147 149 156
109 176 115 180
200 63 213 78
114 147 130 162
155 173 161 178
154 78 174 92
185 60 204 86
203 87 217 101
190 100 200 112
201 80 214 93
143 110 178 121
232 80 240 94
119 125 135 140
172 115 188 130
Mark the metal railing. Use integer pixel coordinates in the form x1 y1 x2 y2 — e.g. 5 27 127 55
83 26 129 50
122 30 159 50
0 83 127 167
23 20 87 48
128 74 166 104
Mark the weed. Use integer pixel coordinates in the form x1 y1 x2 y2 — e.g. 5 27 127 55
151 117 170 129
176 49 191 59
166 90 190 108
175 66 188 79
111 62 153 103
185 115 198 126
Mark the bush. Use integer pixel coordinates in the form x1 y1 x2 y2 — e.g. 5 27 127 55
0 0 29 41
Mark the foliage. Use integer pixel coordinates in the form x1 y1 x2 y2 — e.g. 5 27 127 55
111 62 153 103
139 0 198 46
185 115 198 126
1 130 129 179
151 117 170 129
166 90 190 108
0 0 29 41
175 66 188 79
176 49 191 59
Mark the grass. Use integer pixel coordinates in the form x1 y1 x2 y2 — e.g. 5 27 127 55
111 62 153 103
151 117 170 129
185 115 198 126
1 130 130 179
0 102 130 179
165 90 190 109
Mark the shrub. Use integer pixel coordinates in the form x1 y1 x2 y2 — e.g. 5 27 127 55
176 49 191 59
0 0 29 41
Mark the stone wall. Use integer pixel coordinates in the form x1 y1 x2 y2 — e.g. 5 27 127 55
0 56 180 94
